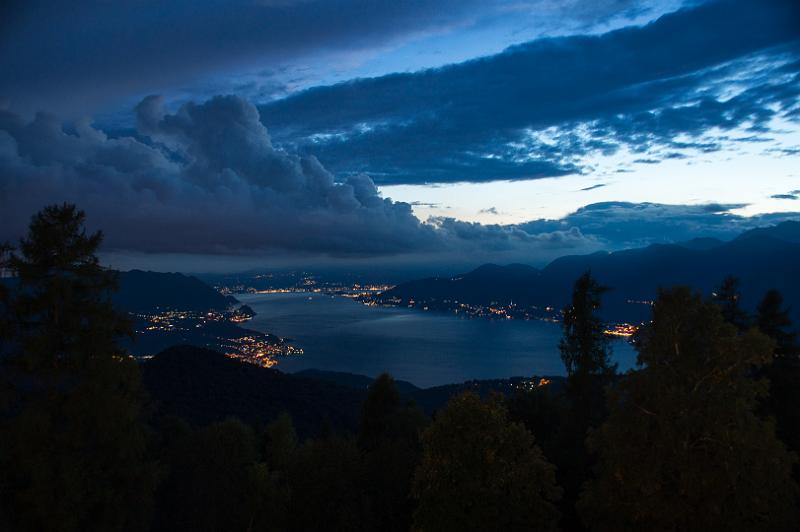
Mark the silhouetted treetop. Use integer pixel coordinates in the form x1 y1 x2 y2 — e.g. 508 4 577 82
581 287 798 531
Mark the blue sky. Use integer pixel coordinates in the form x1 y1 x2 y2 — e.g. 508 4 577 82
0 0 798 270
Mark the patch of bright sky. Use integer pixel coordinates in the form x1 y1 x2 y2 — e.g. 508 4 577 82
381 119 800 225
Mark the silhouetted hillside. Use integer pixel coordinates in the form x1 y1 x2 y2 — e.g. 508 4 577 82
115 270 237 313
383 221 800 324
142 346 365 437
142 347 568 434
294 369 420 396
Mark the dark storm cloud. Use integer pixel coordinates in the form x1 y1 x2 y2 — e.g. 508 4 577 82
257 0 800 184
517 202 800 248
0 95 599 259
0 0 470 110
0 0 658 115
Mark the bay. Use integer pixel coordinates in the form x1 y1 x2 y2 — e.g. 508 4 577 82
238 292 637 388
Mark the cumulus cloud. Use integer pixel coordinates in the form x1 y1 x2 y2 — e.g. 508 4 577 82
517 201 800 248
0 95 600 261
258 0 800 185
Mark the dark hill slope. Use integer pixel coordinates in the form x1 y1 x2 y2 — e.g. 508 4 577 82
115 270 237 313
142 346 364 437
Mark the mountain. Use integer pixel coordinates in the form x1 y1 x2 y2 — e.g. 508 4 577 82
386 263 541 308
675 237 725 250
142 346 365 437
733 220 800 244
382 221 800 324
115 270 237 313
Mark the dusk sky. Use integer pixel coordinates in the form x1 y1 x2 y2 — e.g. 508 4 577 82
1 0 799 271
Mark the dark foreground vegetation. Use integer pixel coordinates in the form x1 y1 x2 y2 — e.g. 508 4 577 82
1 204 799 531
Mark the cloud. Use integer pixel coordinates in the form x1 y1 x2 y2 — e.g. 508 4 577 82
0 0 670 116
517 201 800 248
771 193 799 200
0 95 600 262
479 207 500 215
255 0 800 185
580 183 607 191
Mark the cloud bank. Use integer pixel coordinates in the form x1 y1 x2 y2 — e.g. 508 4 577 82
0 0 672 115
0 95 597 261
518 202 800 248
1 93 797 269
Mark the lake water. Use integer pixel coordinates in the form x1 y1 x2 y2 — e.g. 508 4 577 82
239 292 637 388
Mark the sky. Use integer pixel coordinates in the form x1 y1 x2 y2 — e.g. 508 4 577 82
0 0 799 272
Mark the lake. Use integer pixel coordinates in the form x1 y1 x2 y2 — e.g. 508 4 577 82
239 292 637 388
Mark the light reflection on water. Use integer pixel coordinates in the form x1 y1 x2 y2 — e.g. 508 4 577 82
238 292 637 388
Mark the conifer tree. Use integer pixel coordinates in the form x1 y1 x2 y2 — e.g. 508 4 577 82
580 287 798 531
359 374 426 532
559 271 615 424
0 204 157 532
713 275 750 332
757 289 797 358
555 271 616 530
756 289 800 460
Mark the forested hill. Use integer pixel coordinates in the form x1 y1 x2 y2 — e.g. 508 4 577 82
142 346 566 435
114 270 237 313
382 221 800 324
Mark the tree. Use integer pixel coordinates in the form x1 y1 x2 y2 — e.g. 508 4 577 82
0 242 12 343
559 271 616 424
358 374 427 532
287 436 370 532
505 386 563 465
0 204 157 532
359 373 402 450
556 271 616 530
580 287 798 531
152 418 277 532
712 275 750 332
756 289 800 461
413 392 561 532
264 411 298 473
757 289 797 358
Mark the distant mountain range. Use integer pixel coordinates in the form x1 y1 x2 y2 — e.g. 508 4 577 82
114 270 237 313
381 221 800 325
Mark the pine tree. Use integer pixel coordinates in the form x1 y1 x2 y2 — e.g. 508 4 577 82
757 289 797 358
413 392 561 532
580 287 798 531
0 204 157 532
756 289 800 461
555 271 617 530
713 275 750 332
0 242 12 347
359 374 426 532
559 271 616 424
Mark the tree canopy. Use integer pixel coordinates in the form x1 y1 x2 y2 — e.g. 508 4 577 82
580 287 798 531
413 392 561 532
